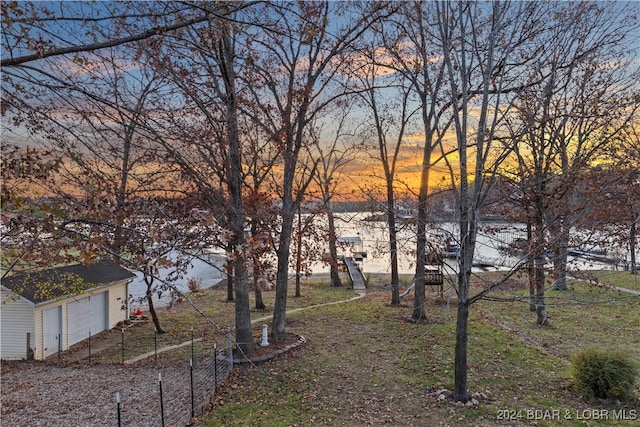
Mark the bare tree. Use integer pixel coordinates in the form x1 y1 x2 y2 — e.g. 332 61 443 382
140 6 263 354
499 0 640 328
435 0 547 402
583 122 640 275
289 152 323 296
1 30 211 332
613 124 640 275
1 1 255 67
380 1 452 315
237 1 390 340
309 105 365 288
350 33 420 305
2 0 262 354
241 119 281 310
542 3 638 291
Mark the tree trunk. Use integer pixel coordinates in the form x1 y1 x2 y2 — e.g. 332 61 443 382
327 209 342 287
254 274 266 310
387 186 400 306
272 193 295 340
413 217 426 320
226 269 234 301
221 27 253 356
233 256 254 354
295 204 303 296
532 216 548 325
255 286 265 310
527 222 536 311
144 277 165 334
552 223 569 290
453 213 475 402
413 129 435 320
253 251 266 310
113 122 134 252
534 254 547 325
536 266 547 325
630 220 637 275
226 243 234 302
295 271 301 297
529 276 536 312
272 229 292 340
552 245 568 290
453 298 470 402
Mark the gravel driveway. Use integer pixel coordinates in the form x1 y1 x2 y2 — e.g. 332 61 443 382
1 359 213 427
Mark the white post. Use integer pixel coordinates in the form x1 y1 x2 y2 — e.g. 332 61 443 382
260 324 269 347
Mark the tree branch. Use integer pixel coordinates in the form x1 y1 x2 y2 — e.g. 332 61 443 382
2 15 209 67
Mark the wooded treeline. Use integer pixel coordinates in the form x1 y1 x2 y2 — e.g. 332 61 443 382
2 1 639 402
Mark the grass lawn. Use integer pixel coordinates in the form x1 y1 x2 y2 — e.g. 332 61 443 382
86 276 358 363
189 273 638 426
473 278 640 361
88 271 639 426
578 270 640 292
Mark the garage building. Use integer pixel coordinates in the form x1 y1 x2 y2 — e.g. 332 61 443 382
1 259 135 360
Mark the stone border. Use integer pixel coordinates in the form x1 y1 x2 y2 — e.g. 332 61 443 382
233 334 306 364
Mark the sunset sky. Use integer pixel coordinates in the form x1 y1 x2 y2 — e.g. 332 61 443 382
2 1 638 202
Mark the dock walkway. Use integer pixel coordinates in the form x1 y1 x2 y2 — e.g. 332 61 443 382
343 257 367 290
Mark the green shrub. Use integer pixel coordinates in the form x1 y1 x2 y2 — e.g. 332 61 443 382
571 348 638 399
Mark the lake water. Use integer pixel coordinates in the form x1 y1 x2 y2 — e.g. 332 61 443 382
129 212 628 308
128 251 226 309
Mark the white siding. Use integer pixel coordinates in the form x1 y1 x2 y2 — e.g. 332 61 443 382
4 280 130 360
34 308 43 360
107 282 129 328
0 290 35 360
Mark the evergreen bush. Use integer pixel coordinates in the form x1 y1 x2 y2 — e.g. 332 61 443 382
571 348 638 399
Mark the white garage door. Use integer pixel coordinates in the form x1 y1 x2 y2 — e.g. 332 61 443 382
68 292 107 346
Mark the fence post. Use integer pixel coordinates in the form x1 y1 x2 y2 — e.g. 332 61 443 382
227 328 233 366
57 333 62 363
26 333 32 361
191 326 194 363
154 328 158 364
121 329 125 364
116 392 121 427
88 330 91 364
190 358 195 420
214 343 218 393
158 373 165 427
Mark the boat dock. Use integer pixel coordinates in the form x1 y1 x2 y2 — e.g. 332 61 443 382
343 256 367 290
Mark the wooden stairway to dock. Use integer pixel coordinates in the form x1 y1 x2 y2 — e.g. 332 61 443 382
343 257 366 291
